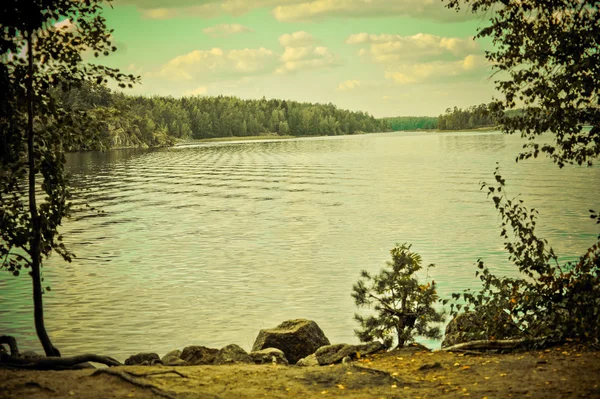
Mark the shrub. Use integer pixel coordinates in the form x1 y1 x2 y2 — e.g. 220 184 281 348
446 167 600 344
352 244 445 349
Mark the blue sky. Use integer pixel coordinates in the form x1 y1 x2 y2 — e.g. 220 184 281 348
100 0 497 117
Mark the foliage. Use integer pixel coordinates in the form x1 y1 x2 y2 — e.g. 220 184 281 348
52 84 388 150
446 0 600 167
381 116 437 131
352 244 445 349
446 167 600 343
437 104 497 130
0 0 136 356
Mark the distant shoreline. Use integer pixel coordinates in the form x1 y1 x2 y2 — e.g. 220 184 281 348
173 128 501 147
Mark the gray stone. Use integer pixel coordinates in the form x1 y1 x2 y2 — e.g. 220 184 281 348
249 348 288 365
124 352 162 366
161 349 188 366
252 319 330 364
315 341 384 365
296 353 319 367
180 346 219 365
214 344 254 365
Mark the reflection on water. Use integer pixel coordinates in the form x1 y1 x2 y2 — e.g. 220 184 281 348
1 131 598 360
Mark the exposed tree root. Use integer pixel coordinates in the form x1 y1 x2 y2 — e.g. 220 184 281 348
441 336 548 352
92 369 183 399
1 354 122 370
122 370 188 379
0 336 19 357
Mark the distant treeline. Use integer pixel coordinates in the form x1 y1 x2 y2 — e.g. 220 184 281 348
380 116 438 131
383 104 502 132
53 84 388 150
437 104 497 130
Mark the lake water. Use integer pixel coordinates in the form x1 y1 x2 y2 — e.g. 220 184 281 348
1 131 598 361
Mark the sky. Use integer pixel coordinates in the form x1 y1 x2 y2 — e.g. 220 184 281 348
99 0 498 117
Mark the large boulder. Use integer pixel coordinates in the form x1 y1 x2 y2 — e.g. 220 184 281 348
252 319 330 364
125 353 162 366
315 341 384 365
213 344 253 365
250 348 289 365
180 346 219 365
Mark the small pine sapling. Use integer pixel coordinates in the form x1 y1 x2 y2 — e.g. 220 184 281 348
352 244 445 349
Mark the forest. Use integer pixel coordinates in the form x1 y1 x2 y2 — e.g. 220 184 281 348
436 104 497 130
380 116 438 131
53 84 508 151
54 84 389 151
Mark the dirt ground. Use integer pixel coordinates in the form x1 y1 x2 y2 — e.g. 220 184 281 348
1 342 599 399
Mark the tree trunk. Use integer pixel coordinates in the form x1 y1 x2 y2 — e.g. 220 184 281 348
25 29 60 358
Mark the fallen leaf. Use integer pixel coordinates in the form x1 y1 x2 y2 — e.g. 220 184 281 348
336 384 345 390
454 362 460 366
321 390 328 394
484 377 490 380
391 384 398 389
462 366 471 370
500 373 507 377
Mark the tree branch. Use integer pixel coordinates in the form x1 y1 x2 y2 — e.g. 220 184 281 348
2 354 121 370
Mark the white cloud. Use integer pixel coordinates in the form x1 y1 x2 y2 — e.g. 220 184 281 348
272 0 473 22
276 31 339 74
116 0 473 22
278 31 317 47
347 32 478 64
203 24 254 38
183 86 208 96
153 30 340 88
157 47 278 81
384 55 488 84
141 8 181 19
336 79 361 91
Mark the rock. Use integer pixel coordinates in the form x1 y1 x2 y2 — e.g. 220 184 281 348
249 348 289 365
124 352 162 366
180 346 219 365
296 353 319 367
213 344 253 365
161 349 187 366
252 319 330 364
315 341 384 365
